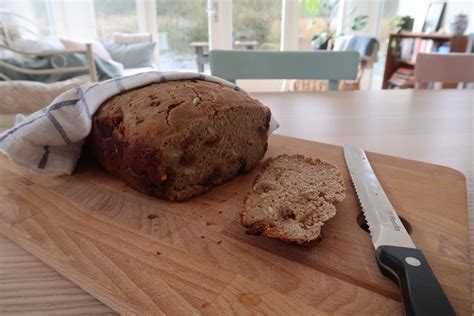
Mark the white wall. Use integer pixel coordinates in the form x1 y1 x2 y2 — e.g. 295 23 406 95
399 0 474 34
341 0 381 36
443 0 474 34
346 0 474 36
397 0 430 32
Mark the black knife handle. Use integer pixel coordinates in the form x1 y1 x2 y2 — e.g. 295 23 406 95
376 246 455 316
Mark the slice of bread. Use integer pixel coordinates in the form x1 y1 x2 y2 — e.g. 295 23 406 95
240 154 345 244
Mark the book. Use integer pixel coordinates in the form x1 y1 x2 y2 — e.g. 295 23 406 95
425 40 433 52
398 38 443 62
388 79 414 89
389 67 415 89
438 43 450 53
396 67 414 75
412 39 422 62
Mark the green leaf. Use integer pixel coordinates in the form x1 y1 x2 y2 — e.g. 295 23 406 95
351 15 369 31
311 32 330 48
321 0 339 18
304 0 320 16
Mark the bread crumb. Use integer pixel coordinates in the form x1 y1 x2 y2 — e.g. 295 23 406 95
148 214 158 220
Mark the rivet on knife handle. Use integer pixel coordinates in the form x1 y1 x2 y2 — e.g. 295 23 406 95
376 246 455 316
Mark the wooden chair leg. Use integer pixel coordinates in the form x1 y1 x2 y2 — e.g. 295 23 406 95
85 43 98 82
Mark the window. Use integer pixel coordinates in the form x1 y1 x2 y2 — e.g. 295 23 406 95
298 0 337 51
233 0 282 50
93 0 138 41
156 0 208 71
0 0 54 40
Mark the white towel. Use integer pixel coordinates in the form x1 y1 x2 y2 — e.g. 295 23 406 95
0 71 279 176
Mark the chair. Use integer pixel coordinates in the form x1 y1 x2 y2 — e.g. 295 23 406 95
330 35 379 90
415 53 474 89
0 11 97 82
209 50 359 91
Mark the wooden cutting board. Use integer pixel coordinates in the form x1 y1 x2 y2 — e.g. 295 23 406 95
0 135 470 315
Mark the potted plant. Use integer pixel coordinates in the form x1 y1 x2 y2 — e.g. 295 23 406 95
391 15 414 33
305 0 369 50
389 15 414 59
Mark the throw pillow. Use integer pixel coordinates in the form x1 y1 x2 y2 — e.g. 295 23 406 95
60 39 112 61
112 32 152 44
104 42 156 69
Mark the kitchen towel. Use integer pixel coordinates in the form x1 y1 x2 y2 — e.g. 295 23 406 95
0 71 279 176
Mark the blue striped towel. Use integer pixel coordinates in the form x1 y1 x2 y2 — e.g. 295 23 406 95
0 71 279 176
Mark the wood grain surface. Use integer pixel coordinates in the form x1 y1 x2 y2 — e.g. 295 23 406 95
0 89 472 314
0 135 470 315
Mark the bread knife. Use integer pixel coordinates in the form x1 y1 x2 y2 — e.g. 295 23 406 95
343 145 455 316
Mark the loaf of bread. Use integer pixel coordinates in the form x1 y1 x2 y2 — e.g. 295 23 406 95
240 155 345 244
89 79 271 201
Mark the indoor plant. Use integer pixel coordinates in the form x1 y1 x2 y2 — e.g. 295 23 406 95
390 15 414 59
305 0 369 49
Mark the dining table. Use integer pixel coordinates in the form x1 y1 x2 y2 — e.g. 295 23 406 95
0 88 472 314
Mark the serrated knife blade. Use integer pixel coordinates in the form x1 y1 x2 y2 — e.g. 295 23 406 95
343 145 415 250
343 145 454 316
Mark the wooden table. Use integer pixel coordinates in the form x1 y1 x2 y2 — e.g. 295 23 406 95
190 41 259 72
0 89 472 314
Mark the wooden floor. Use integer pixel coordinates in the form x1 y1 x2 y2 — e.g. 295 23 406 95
0 89 472 314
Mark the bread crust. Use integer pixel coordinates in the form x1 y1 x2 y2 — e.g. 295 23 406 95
89 80 271 201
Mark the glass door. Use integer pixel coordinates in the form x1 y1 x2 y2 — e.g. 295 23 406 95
156 0 209 71
207 0 282 51
93 0 209 72
233 0 282 51
94 0 284 79
207 0 284 90
94 0 139 40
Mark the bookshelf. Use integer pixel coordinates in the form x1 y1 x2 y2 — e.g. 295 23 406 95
382 32 468 89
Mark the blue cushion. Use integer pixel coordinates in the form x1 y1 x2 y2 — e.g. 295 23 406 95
104 42 156 69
